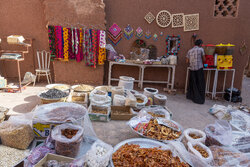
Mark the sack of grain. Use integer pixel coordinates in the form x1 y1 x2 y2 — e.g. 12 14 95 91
0 121 34 150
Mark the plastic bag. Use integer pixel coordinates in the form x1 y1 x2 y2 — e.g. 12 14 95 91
111 86 124 99
210 145 250 167
22 72 36 84
113 94 126 106
209 104 232 120
168 141 210 167
183 128 206 145
124 90 137 107
187 141 213 164
204 120 232 146
232 131 250 153
230 110 250 133
0 118 34 150
90 95 112 107
51 123 84 158
143 87 158 98
138 105 171 119
32 102 87 125
89 89 108 99
153 94 167 106
85 139 113 167
134 94 148 110
24 135 55 167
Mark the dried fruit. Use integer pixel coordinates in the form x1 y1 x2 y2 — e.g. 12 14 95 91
189 133 202 139
193 145 209 158
112 144 189 167
61 129 79 139
143 119 182 140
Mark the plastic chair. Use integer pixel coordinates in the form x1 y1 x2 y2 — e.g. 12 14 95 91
33 50 52 86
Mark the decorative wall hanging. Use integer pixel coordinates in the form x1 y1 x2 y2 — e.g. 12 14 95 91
108 23 122 45
153 34 158 41
124 24 133 40
99 30 106 48
145 30 152 39
160 32 164 36
184 14 199 32
144 12 155 24
156 10 172 28
172 13 184 28
136 27 143 38
63 27 69 61
214 0 239 18
48 26 56 57
166 35 181 55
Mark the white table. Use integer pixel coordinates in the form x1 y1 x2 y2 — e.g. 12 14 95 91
185 67 235 101
108 61 176 90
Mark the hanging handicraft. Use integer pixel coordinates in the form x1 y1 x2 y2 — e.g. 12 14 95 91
153 33 158 41
136 27 143 38
124 24 133 40
145 30 152 39
156 10 172 28
144 12 155 24
108 23 122 46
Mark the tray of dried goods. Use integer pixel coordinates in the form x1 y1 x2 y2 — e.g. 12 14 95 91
46 84 71 92
128 117 184 143
111 138 190 167
72 84 95 92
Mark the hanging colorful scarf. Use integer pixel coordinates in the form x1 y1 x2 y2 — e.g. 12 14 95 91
75 28 82 62
98 30 106 65
99 30 106 48
91 29 98 68
55 26 63 59
48 26 56 59
85 29 94 67
63 27 69 61
67 28 73 60
78 28 84 62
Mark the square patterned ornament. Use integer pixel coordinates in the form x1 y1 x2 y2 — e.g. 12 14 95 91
172 13 184 28
124 24 133 40
184 14 199 32
144 12 155 24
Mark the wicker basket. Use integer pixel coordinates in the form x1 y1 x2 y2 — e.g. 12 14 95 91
40 97 67 104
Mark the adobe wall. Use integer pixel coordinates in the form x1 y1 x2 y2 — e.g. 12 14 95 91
0 0 249 90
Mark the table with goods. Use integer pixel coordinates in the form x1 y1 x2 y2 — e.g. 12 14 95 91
0 82 249 167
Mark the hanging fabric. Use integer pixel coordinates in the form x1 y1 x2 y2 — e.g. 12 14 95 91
98 30 106 65
63 27 69 61
55 26 63 59
85 29 94 67
68 28 73 60
91 29 98 68
48 26 56 59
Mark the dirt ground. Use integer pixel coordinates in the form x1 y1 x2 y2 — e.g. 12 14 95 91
0 77 249 146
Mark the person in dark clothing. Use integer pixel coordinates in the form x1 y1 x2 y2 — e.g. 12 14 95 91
186 39 206 104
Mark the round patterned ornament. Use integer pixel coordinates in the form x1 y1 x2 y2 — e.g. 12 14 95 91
156 10 172 28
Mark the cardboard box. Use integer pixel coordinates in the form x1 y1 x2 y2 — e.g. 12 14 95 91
33 121 60 138
88 105 111 122
35 153 74 167
111 106 135 120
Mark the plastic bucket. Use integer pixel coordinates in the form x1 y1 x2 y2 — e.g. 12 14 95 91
118 76 135 90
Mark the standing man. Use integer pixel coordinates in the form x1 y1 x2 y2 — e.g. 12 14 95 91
186 39 206 104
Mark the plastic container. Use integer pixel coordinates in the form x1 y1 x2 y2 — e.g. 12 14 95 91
225 43 235 55
215 43 227 55
51 123 83 158
169 55 177 65
118 76 135 90
204 44 216 55
143 87 158 98
153 94 167 106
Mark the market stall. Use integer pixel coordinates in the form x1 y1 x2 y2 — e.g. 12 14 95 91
0 82 249 167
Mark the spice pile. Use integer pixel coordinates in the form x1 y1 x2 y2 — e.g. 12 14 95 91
193 145 209 158
40 89 68 99
144 119 182 140
112 144 189 167
74 84 94 92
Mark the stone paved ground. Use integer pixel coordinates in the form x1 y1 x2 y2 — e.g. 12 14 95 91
0 77 249 146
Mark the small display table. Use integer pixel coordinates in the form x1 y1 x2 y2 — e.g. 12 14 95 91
185 67 235 101
108 61 176 90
